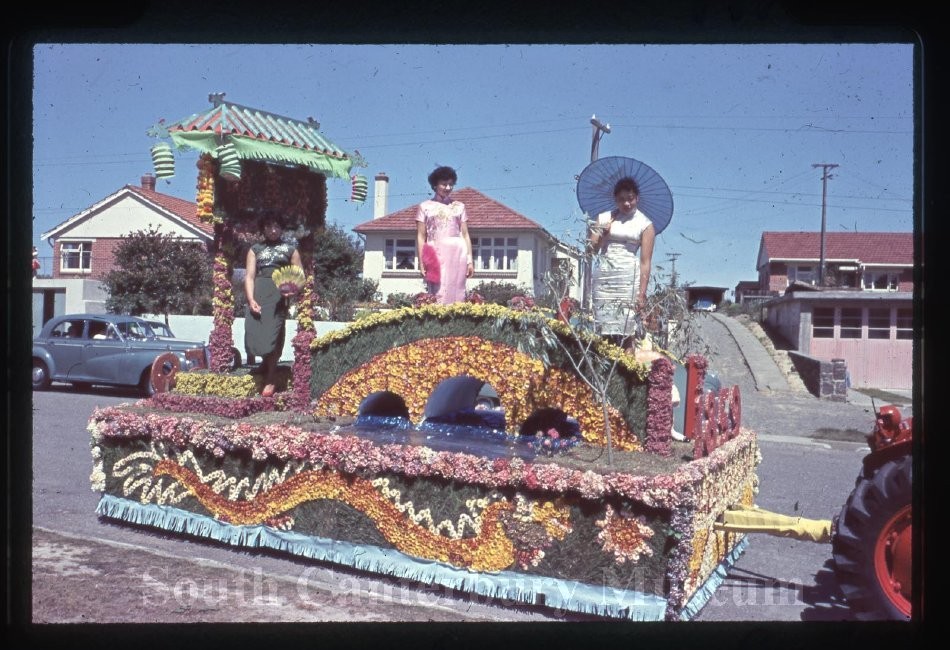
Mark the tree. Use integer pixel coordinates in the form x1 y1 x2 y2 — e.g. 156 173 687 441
103 226 212 322
310 223 378 320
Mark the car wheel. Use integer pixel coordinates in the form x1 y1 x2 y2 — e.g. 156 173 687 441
139 368 157 397
32 359 51 391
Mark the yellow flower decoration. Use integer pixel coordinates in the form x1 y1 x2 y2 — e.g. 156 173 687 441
195 154 220 225
313 335 639 450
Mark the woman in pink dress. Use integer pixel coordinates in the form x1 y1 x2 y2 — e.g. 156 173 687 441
416 166 474 304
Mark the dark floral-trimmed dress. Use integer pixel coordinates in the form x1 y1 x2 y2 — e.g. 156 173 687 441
245 241 296 358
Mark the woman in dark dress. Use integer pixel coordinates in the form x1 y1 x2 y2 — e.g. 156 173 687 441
244 214 303 396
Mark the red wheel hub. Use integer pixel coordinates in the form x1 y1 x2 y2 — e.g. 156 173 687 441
874 504 912 617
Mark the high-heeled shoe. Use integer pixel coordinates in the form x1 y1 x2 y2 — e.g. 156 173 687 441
261 384 276 397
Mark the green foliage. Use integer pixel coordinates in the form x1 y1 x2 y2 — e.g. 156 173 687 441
536 257 576 311
310 224 377 319
103 226 212 318
470 280 529 306
720 300 763 320
386 292 415 308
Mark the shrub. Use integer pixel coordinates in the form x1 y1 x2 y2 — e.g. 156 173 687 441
386 292 415 308
470 281 529 306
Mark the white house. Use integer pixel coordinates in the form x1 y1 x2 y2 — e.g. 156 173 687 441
33 174 212 334
354 173 583 302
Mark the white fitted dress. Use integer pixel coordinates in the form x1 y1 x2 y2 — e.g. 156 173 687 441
591 209 654 336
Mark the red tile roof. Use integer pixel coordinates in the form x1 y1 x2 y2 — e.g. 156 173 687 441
354 187 546 233
126 185 213 237
760 231 913 266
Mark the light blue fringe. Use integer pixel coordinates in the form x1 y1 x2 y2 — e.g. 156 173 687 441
677 535 750 620
96 494 668 621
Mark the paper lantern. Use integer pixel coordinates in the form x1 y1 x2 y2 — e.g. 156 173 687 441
215 143 242 181
351 175 368 203
150 143 175 178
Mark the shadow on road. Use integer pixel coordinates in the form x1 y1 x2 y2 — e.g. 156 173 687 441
799 559 856 621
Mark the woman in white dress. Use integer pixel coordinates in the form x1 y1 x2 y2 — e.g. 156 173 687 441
588 176 656 349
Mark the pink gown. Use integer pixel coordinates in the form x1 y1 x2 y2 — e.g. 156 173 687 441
416 199 469 304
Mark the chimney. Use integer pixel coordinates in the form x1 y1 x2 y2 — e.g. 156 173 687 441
373 172 389 219
141 173 157 191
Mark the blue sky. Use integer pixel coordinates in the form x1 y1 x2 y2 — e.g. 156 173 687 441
32 43 914 293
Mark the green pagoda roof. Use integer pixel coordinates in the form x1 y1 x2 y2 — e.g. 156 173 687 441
154 93 359 179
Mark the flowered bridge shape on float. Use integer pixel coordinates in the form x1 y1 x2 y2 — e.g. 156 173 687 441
89 301 758 621
307 302 659 450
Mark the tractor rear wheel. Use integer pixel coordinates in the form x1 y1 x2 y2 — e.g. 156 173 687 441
832 454 912 620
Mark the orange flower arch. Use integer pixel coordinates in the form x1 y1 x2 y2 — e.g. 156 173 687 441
313 336 639 450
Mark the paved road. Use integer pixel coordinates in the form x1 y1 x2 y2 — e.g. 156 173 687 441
690 313 887 621
25 313 913 624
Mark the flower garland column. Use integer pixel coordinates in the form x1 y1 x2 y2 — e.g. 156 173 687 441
209 230 237 372
290 233 316 410
644 355 675 457
196 154 236 373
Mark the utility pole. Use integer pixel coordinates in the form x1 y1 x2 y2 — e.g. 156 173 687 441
583 115 612 310
812 163 838 286
666 252 681 288
590 115 611 162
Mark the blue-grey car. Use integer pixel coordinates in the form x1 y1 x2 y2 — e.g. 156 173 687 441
32 313 211 395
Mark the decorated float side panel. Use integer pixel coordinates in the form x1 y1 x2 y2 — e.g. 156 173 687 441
90 403 758 621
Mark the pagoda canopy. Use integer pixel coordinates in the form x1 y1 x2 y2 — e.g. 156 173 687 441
158 93 354 180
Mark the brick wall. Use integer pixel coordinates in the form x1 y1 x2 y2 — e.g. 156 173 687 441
767 262 788 293
52 238 122 281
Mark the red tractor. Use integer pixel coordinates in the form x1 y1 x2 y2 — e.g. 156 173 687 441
832 404 913 620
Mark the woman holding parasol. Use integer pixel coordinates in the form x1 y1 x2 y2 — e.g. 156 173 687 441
578 156 673 350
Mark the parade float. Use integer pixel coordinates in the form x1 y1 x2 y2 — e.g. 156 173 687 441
89 99 759 621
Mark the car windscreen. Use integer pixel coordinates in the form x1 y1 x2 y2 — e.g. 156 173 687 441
115 321 153 340
146 322 173 337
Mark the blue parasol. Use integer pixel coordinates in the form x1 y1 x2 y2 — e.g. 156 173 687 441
576 156 674 235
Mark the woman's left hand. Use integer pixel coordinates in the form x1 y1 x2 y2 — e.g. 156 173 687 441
466 261 474 278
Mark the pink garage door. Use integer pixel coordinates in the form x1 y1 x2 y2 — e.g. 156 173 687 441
809 306 913 390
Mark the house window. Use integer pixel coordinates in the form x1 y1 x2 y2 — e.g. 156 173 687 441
896 308 913 340
813 307 834 338
384 239 417 270
868 308 891 340
863 271 899 291
788 265 816 286
840 307 862 339
60 241 92 272
472 237 518 271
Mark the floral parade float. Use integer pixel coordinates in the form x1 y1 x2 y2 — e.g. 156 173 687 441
90 96 758 621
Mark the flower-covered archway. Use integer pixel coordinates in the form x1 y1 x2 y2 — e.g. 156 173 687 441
309 303 661 451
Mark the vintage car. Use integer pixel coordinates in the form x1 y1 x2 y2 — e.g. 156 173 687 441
32 313 210 395
142 319 175 339
692 298 717 312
